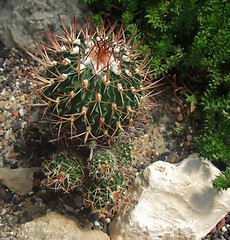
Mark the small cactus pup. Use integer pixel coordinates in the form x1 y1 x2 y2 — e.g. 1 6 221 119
88 140 135 180
84 173 132 216
28 16 158 145
45 152 84 193
85 140 135 215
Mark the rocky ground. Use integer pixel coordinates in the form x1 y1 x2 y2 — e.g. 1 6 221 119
0 42 229 239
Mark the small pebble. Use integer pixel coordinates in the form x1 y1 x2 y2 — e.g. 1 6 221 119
9 96 15 102
94 221 100 227
0 114 5 122
217 218 226 230
12 111 19 117
19 108 24 116
0 100 6 108
183 141 192 148
186 134 193 142
19 95 25 102
146 150 153 157
176 113 183 122
105 218 111 224
33 179 41 188
4 130 10 140
0 88 6 96
2 208 7 215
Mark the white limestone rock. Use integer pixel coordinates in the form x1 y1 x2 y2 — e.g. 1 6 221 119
0 167 37 195
17 212 110 240
0 0 89 52
109 153 230 240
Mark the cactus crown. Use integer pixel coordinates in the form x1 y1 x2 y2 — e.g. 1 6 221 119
29 16 156 145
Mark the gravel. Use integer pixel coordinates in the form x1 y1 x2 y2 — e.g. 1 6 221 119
0 41 229 239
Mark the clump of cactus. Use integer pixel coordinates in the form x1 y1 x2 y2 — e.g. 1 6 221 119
45 153 84 193
85 141 135 214
28 16 159 215
114 141 135 166
28 16 158 145
44 141 135 214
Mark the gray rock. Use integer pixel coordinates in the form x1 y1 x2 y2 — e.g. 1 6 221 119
0 167 37 195
0 0 89 52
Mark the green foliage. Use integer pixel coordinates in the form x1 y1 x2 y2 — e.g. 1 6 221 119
121 11 133 24
92 13 102 27
213 167 230 191
196 73 230 190
196 75 230 159
80 0 138 13
143 0 230 80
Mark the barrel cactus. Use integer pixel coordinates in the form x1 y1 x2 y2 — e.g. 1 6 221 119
28 16 156 145
84 173 131 215
88 141 135 180
45 153 84 193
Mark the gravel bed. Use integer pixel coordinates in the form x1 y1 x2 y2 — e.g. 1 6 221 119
0 42 229 239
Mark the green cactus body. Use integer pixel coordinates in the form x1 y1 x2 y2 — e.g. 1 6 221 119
84 173 130 215
29 17 154 145
114 141 134 165
45 153 84 193
89 141 135 180
89 149 117 180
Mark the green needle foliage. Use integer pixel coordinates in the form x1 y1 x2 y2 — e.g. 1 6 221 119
213 167 230 191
